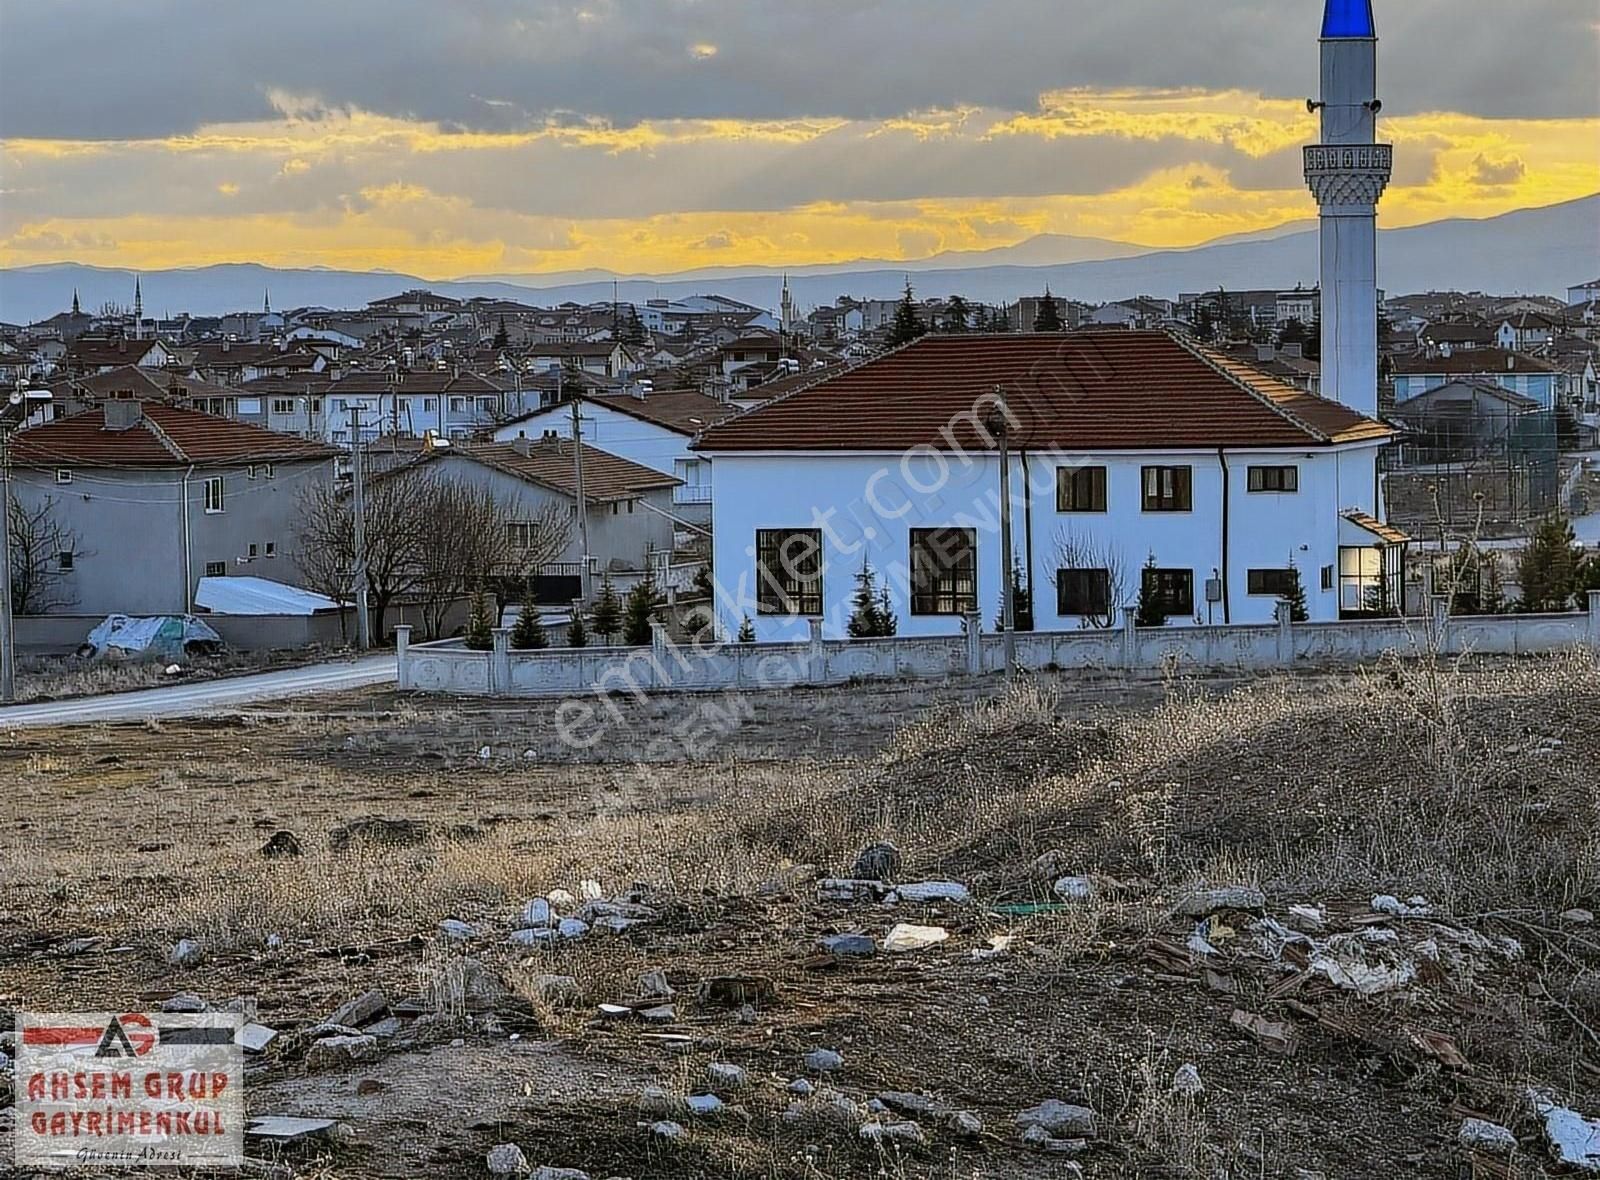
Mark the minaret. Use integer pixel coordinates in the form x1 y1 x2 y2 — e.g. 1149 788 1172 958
263 288 271 316
132 276 145 339
1304 0 1391 419
71 289 81 316
780 273 795 334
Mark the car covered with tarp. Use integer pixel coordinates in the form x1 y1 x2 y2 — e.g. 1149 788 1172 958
80 614 224 661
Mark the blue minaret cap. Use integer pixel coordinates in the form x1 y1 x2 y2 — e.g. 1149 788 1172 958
1322 0 1375 37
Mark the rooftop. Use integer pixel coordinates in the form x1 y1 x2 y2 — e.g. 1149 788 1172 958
429 438 680 503
10 403 340 468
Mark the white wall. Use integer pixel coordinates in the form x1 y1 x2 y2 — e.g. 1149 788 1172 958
704 443 1384 642
492 402 692 477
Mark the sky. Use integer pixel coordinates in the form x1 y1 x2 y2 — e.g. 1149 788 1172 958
0 0 1595 278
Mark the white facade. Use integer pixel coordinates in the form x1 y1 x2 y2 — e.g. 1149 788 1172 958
703 443 1385 642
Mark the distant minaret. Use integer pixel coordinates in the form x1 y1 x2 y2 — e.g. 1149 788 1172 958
1304 0 1391 418
780 273 795 334
71 289 81 316
264 288 272 316
132 276 145 339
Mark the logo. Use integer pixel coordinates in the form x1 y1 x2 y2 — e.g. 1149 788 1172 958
16 1012 244 1170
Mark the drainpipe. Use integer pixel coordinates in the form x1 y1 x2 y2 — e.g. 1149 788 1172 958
179 464 195 612
1216 448 1231 624
1020 449 1034 621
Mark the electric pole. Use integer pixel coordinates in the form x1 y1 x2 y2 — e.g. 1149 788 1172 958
570 393 591 601
349 403 371 649
991 386 1016 680
0 421 16 703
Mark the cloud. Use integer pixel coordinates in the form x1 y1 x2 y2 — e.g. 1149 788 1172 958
1470 153 1527 186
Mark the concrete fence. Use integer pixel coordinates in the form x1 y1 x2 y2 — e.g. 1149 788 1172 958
394 590 1600 699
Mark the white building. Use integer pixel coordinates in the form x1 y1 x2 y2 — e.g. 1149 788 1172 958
695 332 1398 641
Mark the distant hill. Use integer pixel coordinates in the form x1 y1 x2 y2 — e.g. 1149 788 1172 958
2 195 1593 325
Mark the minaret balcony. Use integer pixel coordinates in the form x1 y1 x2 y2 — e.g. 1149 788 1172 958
1303 143 1393 207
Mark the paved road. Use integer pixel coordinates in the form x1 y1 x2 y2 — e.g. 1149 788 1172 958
0 655 396 728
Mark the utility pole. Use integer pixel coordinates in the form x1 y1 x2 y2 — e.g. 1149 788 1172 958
570 393 591 601
990 386 1016 680
348 403 371 649
0 420 16 703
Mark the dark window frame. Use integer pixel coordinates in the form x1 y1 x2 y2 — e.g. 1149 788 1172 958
203 561 227 578
1055 465 1108 512
1247 465 1299 493
1247 568 1298 596
909 527 978 616
1141 465 1192 512
755 527 824 616
1141 566 1195 616
1056 567 1111 616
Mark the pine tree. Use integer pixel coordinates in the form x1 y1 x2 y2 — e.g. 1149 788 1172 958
944 295 970 334
510 601 548 649
847 561 886 637
566 611 588 647
736 615 756 643
1134 554 1168 628
875 585 898 637
622 575 659 645
1033 287 1063 332
681 609 714 643
887 281 926 347
1282 559 1309 623
1518 514 1581 612
492 317 509 350
463 587 495 650
591 574 622 642
990 303 1012 333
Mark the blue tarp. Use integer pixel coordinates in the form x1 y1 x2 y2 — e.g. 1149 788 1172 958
82 615 224 661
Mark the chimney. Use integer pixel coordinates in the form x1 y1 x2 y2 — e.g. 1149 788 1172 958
510 435 533 456
1506 354 1514 371
103 400 144 431
221 339 231 353
1257 344 1276 362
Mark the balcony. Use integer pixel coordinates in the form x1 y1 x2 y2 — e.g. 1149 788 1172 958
673 484 713 505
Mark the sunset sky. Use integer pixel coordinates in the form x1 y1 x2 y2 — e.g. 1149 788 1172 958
1 0 1595 278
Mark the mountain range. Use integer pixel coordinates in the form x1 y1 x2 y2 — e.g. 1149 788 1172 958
2 195 1593 326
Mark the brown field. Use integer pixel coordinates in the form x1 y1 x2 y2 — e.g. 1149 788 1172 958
1 654 1598 1179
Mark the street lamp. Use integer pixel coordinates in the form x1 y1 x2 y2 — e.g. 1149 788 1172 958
2 377 56 703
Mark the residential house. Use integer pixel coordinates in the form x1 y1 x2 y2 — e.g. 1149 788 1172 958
190 341 326 387
1496 312 1561 352
523 341 640 380
1568 279 1600 306
694 331 1397 641
1390 350 1564 410
7 403 339 616
322 368 532 445
63 335 175 375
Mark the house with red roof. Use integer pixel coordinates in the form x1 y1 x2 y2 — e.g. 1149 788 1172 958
7 403 340 617
692 330 1400 640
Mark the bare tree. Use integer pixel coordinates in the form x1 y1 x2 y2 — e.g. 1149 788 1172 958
1048 528 1128 630
8 496 84 614
295 468 429 641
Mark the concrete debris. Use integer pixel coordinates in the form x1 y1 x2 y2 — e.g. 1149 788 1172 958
788 1078 815 1096
521 899 555 929
1309 946 1416 996
649 1120 685 1141
1458 1118 1518 1156
1372 894 1432 918
530 1170 591 1180
1015 1098 1096 1138
882 923 948 953
578 879 604 900
486 1143 530 1175
895 880 971 904
546 888 576 908
942 1109 984 1138
437 919 476 940
1229 1009 1297 1055
167 939 203 968
849 841 902 882
1286 904 1325 931
707 1063 750 1092
639 1005 676 1025
509 928 558 948
238 1024 278 1053
556 918 590 940
970 934 1014 961
1171 1064 1203 1096
244 1117 342 1144
819 933 876 958
1174 885 1265 917
639 1086 681 1116
161 993 206 1014
859 1121 927 1146
805 1048 845 1073
684 1094 724 1117
876 1092 937 1119
1052 876 1097 902
326 989 388 1029
1020 1124 1087 1155
817 878 889 903
638 969 675 999
306 1035 381 1071
1526 1089 1600 1172
1186 924 1219 959
1560 908 1595 925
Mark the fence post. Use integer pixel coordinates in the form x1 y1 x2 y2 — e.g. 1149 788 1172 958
490 627 511 695
1430 595 1450 656
1275 600 1294 667
1588 590 1600 652
650 621 671 689
393 625 411 691
1121 606 1138 670
807 618 825 684
962 610 982 674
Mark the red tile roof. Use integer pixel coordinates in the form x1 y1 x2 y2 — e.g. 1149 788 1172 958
10 404 340 468
420 438 680 503
694 331 1391 453
1390 350 1560 376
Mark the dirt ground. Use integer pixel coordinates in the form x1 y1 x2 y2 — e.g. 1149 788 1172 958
1 657 1597 1179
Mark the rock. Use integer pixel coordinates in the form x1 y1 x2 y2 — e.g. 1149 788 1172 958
531 975 581 1007
238 1024 278 1053
578 879 604 900
1372 894 1431 917
326 989 388 1029
805 1048 844 1073
521 899 555 928
244 1116 343 1143
438 919 476 940
1173 886 1265 916
1525 1088 1600 1172
697 975 776 1009
364 1016 402 1038
510 928 558 947
1171 1064 1203 1096
640 1086 682 1116
556 918 589 939
547 888 577 908
1052 876 1096 902
598 1003 634 1020
817 878 888 903
306 1035 381 1071
849 841 902 882
650 1120 685 1141
707 1063 749 1092
684 1094 724 1117
530 1170 591 1180
1028 848 1072 882
486 1143 530 1175
896 880 971 904
162 993 206 1013
328 817 431 852
1458 1118 1518 1155
1560 908 1595 926
456 957 511 1010
882 923 948 953
788 1078 815 1096
876 1092 937 1118
859 1121 927 1146
943 1109 983 1138
1020 1124 1087 1156
819 933 876 958
1015 1099 1096 1138
639 1005 676 1025
167 939 203 968
638 969 675 999
1286 904 1325 931
260 830 302 858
